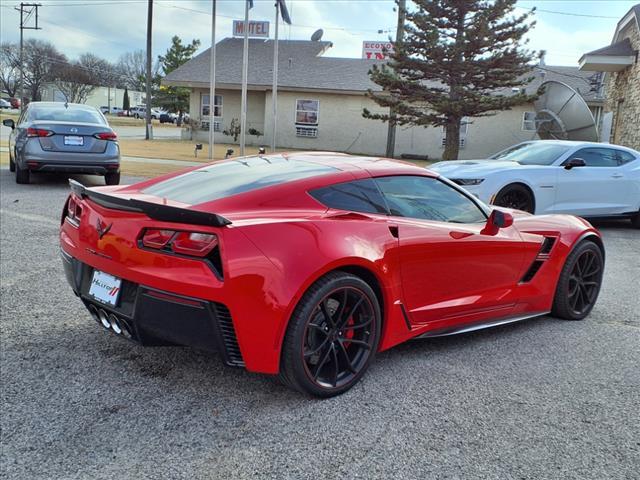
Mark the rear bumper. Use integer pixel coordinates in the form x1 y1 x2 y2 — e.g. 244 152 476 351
61 249 244 367
29 162 119 174
21 139 120 174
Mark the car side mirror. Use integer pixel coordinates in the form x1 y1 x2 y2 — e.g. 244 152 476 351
482 209 514 235
491 209 513 228
564 158 586 170
2 119 15 130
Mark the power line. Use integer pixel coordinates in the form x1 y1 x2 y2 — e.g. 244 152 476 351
516 6 619 20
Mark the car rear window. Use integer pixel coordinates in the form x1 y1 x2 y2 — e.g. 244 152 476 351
143 156 338 204
28 106 106 125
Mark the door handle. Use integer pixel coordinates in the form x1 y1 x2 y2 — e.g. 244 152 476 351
611 173 623 178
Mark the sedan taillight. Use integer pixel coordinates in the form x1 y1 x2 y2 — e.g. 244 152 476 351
94 131 117 141
66 195 83 226
27 127 54 137
140 229 218 258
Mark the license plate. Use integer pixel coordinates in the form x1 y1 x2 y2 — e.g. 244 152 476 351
89 270 122 306
64 135 84 146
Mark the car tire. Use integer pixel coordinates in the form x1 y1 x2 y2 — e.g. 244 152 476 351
494 184 535 214
631 212 640 229
279 271 381 397
551 240 604 321
104 172 120 185
15 162 30 184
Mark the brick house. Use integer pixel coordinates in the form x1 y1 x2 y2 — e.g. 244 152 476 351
580 4 640 150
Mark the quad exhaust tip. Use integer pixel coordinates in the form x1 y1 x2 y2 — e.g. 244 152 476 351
88 304 133 339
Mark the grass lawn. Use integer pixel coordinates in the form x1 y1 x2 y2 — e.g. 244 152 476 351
118 138 274 162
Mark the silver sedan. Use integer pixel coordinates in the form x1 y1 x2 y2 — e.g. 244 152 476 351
3 102 121 185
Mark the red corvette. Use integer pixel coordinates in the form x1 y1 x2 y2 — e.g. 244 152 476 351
60 152 605 397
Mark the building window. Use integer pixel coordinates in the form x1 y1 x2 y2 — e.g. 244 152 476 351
295 99 319 137
441 118 468 148
201 94 223 118
522 111 536 131
201 120 221 132
295 99 319 125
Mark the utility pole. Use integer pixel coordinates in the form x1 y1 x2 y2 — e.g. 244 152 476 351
15 3 41 113
145 0 153 140
208 0 217 160
385 0 405 158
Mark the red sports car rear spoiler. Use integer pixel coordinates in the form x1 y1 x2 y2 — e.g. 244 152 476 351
69 179 232 227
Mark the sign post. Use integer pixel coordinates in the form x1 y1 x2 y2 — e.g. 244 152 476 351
239 1 251 156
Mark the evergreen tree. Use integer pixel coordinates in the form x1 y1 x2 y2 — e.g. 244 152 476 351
364 0 540 160
123 87 130 111
156 36 200 114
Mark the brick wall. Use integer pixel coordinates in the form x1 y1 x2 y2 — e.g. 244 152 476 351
604 22 640 150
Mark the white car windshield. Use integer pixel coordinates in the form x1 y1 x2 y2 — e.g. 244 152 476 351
490 142 572 165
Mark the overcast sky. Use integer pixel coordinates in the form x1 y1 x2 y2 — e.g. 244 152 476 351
0 0 636 67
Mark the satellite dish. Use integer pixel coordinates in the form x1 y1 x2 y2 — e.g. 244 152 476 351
533 80 598 142
311 29 324 42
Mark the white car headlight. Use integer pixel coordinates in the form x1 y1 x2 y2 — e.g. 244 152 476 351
452 178 484 186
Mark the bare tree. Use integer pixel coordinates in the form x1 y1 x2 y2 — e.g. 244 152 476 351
0 42 20 97
54 53 115 103
117 49 159 92
22 39 67 101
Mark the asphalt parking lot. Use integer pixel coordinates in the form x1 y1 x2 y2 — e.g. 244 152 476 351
1 169 639 480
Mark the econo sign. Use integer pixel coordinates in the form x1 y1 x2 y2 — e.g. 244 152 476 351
362 41 394 60
233 20 270 38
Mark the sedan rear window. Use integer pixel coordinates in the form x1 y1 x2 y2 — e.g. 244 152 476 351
143 156 337 204
28 106 106 125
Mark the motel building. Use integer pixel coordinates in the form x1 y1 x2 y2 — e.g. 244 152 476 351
164 37 604 160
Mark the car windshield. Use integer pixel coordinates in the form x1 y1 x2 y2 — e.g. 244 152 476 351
28 106 106 125
490 142 572 165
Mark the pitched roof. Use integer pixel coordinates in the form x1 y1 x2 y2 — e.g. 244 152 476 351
164 38 380 93
164 38 602 102
526 66 604 102
582 38 636 57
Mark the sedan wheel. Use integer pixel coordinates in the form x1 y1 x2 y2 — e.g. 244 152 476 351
494 184 534 213
279 272 381 397
552 241 604 320
15 162 30 184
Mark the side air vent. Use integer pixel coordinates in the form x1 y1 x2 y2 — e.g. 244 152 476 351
520 236 557 283
540 236 556 255
521 260 544 283
214 303 244 367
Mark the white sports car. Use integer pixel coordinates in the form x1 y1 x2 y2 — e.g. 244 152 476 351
430 140 640 227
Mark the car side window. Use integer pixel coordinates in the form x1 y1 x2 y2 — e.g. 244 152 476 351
570 148 624 167
309 178 388 214
375 175 487 224
614 150 637 165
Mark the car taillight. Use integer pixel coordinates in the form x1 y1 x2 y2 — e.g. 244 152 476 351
140 229 218 258
171 232 218 256
27 127 53 137
66 195 83 225
94 131 117 141
141 229 175 249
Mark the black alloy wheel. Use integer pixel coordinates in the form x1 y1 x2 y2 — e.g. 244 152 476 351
279 272 381 397
552 240 604 320
494 184 534 213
